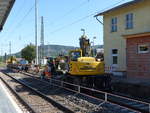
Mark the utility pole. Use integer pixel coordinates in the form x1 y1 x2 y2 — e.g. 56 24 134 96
93 37 96 48
1 43 4 62
92 37 96 56
9 41 11 57
47 42 50 57
4 53 7 63
40 16 44 64
35 0 38 65
1 47 3 62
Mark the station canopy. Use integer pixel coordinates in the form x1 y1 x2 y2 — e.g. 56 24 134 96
0 0 15 31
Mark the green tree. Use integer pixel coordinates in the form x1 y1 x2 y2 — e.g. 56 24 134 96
21 44 36 63
0 57 2 62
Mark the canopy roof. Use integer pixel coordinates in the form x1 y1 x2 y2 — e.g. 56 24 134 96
0 0 15 31
123 32 150 39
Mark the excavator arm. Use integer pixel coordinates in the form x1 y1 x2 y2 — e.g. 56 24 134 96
79 35 91 57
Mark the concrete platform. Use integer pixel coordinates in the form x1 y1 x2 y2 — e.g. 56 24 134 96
0 81 22 113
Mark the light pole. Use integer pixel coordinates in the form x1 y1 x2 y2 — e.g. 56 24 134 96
1 46 3 62
81 28 85 36
93 36 96 56
9 41 11 57
93 36 96 47
35 0 38 65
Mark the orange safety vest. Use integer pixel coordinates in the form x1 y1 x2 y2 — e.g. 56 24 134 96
45 71 51 77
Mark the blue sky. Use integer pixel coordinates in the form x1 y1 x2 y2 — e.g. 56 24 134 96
0 0 132 54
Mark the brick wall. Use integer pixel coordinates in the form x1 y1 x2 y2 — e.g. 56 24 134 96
127 36 150 78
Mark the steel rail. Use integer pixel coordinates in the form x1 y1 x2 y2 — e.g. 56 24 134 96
17 71 143 112
49 78 143 113
2 72 74 113
0 77 36 113
22 71 150 113
7 68 150 113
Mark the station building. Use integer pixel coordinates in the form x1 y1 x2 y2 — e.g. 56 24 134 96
95 0 150 78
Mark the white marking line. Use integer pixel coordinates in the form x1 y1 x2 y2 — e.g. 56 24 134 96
0 81 23 113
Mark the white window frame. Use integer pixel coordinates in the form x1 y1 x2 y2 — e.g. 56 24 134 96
138 44 149 54
126 13 133 29
111 17 117 32
111 49 118 65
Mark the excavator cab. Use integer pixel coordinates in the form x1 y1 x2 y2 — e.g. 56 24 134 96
69 49 82 61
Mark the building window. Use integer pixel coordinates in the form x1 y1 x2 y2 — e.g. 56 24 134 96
111 17 117 32
126 13 133 29
112 49 118 64
138 44 149 54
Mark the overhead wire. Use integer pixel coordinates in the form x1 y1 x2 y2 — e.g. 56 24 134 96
46 0 90 27
95 0 128 13
0 0 26 38
7 0 26 28
2 1 37 40
2 0 130 43
14 4 35 29
7 0 91 45
50 13 95 34
0 0 40 54
48 0 130 34
4 0 127 37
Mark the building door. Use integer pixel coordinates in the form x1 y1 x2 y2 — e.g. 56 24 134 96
111 49 118 73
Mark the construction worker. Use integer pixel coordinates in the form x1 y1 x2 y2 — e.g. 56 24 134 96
40 64 51 79
43 58 53 79
45 64 52 78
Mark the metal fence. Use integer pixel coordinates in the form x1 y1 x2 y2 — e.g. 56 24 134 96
49 78 150 113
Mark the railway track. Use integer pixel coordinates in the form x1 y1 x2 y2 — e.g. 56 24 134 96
3 68 150 113
2 70 104 113
0 72 74 113
20 70 150 113
0 77 35 113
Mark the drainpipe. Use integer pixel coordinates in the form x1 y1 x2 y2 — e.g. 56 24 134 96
96 16 104 25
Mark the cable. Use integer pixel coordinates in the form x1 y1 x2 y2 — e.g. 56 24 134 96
2 1 37 40
4 0 89 40
95 0 128 13
0 0 26 38
8 0 26 28
48 0 129 34
2 0 129 41
50 13 95 34
48 0 90 25
15 4 35 28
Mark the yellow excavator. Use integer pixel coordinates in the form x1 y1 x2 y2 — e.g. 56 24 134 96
65 30 111 89
7 56 17 69
7 56 17 64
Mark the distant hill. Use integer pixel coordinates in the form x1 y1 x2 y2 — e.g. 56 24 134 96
42 45 77 57
13 52 21 58
12 44 103 58
93 45 103 49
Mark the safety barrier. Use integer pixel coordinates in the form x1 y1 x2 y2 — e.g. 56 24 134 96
19 71 150 112
49 77 150 113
